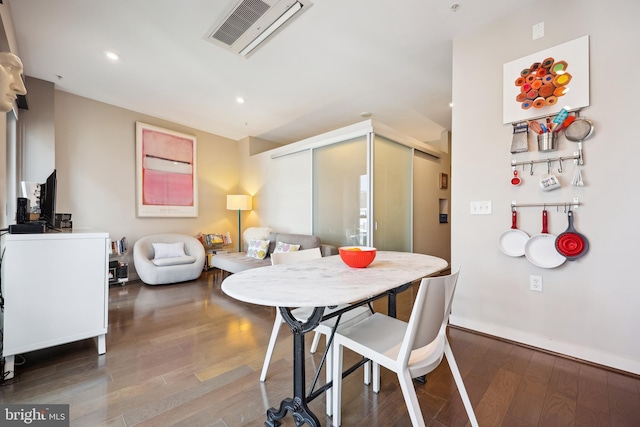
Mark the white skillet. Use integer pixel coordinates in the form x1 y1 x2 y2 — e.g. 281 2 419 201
498 210 529 257
524 209 566 268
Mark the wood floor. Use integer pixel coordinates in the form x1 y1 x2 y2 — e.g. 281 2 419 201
1 270 639 426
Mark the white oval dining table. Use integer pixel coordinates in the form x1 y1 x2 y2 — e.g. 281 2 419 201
222 251 448 427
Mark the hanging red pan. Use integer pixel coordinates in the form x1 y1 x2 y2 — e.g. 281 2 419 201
555 210 589 260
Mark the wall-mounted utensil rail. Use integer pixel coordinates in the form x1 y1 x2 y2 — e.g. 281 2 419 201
511 198 580 211
511 108 582 128
512 152 582 175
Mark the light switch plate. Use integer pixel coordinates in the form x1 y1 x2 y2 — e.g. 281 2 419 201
533 22 544 40
470 201 492 215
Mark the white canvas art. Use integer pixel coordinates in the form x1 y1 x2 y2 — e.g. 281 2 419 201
503 35 590 124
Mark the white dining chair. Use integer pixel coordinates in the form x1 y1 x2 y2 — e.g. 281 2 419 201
331 268 478 427
260 247 373 416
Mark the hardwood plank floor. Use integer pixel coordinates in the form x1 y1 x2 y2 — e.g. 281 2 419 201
2 271 639 426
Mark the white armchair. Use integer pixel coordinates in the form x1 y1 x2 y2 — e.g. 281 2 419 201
133 234 205 285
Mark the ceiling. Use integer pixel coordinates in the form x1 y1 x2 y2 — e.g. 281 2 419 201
8 0 531 145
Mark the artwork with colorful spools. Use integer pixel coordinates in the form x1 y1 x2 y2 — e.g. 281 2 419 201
514 57 571 110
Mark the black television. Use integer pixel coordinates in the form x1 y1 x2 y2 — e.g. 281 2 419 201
39 169 57 228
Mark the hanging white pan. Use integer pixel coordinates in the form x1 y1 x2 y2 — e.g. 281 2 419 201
525 209 566 268
498 210 529 257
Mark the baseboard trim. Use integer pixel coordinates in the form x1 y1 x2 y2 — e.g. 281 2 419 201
449 317 640 378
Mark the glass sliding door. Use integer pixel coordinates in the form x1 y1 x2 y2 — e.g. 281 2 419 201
372 135 412 251
313 136 369 248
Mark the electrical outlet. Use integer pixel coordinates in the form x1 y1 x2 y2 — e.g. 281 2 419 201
530 275 543 292
470 200 492 215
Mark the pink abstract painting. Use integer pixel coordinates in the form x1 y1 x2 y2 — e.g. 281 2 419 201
136 122 198 217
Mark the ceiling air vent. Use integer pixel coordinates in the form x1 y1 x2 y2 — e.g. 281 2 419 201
204 0 312 57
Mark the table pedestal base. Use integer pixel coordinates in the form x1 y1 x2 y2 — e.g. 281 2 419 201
263 282 417 426
266 396 319 427
265 307 324 427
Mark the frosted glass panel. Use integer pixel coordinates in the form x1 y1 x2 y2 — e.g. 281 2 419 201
313 136 368 248
373 136 412 251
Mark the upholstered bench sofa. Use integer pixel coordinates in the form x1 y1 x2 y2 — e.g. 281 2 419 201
209 228 337 275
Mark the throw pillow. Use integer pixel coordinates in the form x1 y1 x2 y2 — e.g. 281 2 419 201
273 241 301 254
152 242 186 259
243 227 272 242
246 239 270 259
243 227 271 249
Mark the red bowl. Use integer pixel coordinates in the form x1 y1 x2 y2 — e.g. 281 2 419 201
339 246 377 268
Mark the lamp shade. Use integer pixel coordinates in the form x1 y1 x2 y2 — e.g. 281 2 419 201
227 195 252 211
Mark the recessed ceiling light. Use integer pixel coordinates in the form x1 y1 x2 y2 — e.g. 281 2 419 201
449 102 454 107
360 112 371 118
451 3 460 12
236 97 245 104
105 51 120 61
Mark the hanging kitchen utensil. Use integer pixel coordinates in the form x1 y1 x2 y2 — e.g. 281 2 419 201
562 115 576 128
498 210 529 257
525 209 566 268
551 108 569 130
555 210 589 260
571 159 584 186
564 117 594 165
527 120 543 135
511 168 522 186
554 114 575 133
510 123 529 154
539 173 561 191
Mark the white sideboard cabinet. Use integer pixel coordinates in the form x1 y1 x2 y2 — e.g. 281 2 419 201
1 231 109 379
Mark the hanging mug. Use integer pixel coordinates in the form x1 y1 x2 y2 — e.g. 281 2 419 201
540 173 561 191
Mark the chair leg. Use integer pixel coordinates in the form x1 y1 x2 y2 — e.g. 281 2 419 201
325 334 333 416
398 369 426 427
444 339 479 427
260 311 284 382
364 360 371 385
372 361 380 392
310 331 321 353
331 342 344 427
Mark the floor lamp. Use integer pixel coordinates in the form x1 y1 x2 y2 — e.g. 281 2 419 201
227 195 252 252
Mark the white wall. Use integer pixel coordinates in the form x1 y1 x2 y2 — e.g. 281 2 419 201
21 77 55 183
238 139 313 234
450 0 640 374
